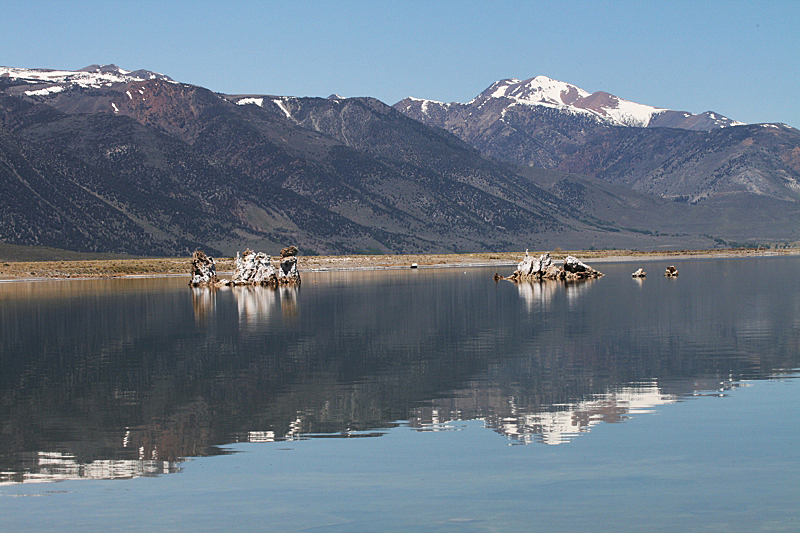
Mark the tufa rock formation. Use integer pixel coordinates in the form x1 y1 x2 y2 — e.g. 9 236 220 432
631 268 646 278
496 250 603 282
231 249 275 284
190 250 218 286
664 265 679 277
277 255 300 284
190 248 301 287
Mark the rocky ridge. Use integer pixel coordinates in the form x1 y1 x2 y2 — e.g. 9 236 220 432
2 64 800 255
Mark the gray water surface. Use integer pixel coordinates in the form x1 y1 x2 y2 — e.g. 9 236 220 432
1 257 798 531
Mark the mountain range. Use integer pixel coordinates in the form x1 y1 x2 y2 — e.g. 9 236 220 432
2 65 799 257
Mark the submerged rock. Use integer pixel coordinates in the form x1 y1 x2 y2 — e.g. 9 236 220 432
500 250 603 282
631 268 646 278
189 250 218 286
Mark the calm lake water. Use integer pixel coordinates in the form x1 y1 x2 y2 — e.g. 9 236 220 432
1 256 798 532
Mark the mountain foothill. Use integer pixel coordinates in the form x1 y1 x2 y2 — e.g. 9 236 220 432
1 65 798 257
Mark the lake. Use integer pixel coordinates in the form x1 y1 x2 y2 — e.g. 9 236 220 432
1 256 798 532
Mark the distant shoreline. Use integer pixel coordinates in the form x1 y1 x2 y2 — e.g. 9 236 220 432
1 248 798 282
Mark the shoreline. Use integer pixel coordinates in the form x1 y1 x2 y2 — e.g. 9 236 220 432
1 248 798 282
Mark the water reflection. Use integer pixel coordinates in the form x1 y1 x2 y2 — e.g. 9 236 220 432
1 258 799 483
515 279 596 312
409 383 676 445
410 378 744 445
515 281 557 311
565 278 595 308
191 286 216 322
191 285 299 327
234 285 278 327
5 452 180 484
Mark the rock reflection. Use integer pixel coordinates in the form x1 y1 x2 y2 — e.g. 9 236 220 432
565 278 595 308
192 285 299 328
192 286 217 322
278 286 298 320
234 285 278 327
516 281 558 311
516 279 595 311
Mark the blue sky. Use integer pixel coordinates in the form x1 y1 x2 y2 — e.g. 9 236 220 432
5 0 799 127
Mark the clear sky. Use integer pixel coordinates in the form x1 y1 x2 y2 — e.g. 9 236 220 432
5 0 799 127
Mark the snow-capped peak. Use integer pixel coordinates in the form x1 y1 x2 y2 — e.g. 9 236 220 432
398 75 744 130
477 76 666 127
482 76 592 107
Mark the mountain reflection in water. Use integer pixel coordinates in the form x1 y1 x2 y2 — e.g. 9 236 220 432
1 258 799 483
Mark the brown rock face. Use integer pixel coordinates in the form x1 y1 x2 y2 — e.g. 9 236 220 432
280 245 299 258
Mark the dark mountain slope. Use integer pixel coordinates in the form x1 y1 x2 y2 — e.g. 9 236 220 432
249 95 567 211
0 96 395 255
242 95 574 221
559 123 800 204
85 80 625 252
0 124 182 254
6 79 577 253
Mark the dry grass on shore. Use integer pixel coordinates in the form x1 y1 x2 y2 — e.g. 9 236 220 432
0 248 797 281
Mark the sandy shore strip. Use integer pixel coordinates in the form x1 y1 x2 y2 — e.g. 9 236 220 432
1 248 798 282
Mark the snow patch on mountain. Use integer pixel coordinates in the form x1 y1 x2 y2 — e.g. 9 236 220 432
0 65 173 89
23 85 66 97
236 97 265 107
272 98 292 118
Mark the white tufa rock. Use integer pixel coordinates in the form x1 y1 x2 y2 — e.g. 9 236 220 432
190 247 301 287
497 250 603 282
231 249 275 284
189 250 218 286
